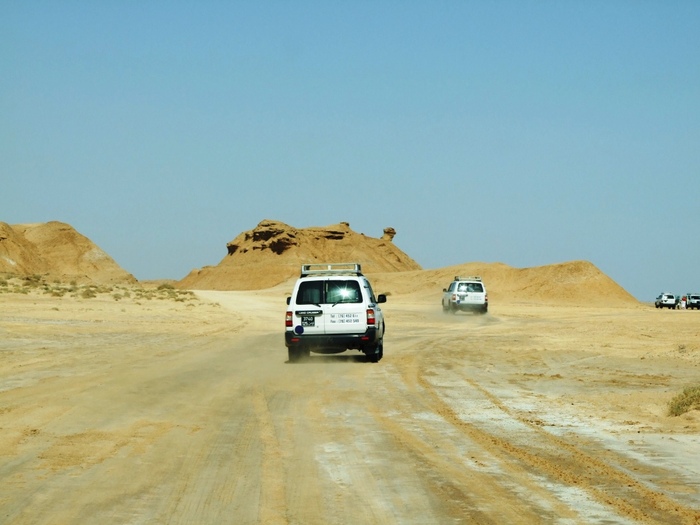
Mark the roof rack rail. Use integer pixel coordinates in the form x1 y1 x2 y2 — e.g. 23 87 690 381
455 275 482 281
301 263 363 277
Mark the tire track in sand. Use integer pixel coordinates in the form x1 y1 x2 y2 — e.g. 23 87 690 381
414 352 700 525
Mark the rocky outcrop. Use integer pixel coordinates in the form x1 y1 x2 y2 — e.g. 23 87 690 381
227 220 301 256
178 220 421 290
382 227 396 241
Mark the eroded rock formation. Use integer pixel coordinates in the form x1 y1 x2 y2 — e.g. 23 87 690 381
178 219 421 290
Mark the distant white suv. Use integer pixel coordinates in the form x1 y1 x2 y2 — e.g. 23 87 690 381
442 276 488 314
285 263 386 362
654 293 676 309
684 293 700 310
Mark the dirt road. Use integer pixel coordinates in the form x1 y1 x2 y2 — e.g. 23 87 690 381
1 286 699 524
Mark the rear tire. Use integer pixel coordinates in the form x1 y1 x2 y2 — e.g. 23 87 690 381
367 341 383 363
288 347 303 363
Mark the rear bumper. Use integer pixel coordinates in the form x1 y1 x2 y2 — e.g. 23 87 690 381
285 327 379 352
451 301 488 312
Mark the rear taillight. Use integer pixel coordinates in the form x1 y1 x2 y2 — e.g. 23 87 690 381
285 311 293 327
366 308 376 325
485 293 488 303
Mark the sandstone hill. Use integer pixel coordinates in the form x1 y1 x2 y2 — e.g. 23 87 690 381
177 220 422 290
0 221 136 285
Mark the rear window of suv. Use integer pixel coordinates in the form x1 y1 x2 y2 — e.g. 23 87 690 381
457 282 483 292
296 280 362 305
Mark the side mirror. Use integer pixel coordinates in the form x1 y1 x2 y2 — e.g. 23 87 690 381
377 294 387 303
442 288 447 292
286 297 291 305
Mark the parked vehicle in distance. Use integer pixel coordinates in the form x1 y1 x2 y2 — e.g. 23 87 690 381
285 263 386 363
685 293 700 310
442 276 488 314
654 293 676 309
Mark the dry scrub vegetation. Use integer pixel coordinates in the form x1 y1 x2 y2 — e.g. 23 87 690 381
0 274 198 305
668 385 700 417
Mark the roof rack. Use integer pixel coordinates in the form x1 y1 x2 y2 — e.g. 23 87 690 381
455 275 482 281
301 263 363 277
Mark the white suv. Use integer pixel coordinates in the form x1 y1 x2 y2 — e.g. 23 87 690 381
654 293 676 309
285 263 386 362
442 276 488 314
686 293 700 310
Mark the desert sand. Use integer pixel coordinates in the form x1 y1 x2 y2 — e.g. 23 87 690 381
1 220 699 523
1 274 699 524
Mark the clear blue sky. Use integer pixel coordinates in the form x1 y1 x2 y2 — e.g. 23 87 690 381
2 2 698 300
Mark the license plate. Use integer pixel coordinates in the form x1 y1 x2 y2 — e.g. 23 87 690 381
301 316 315 327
